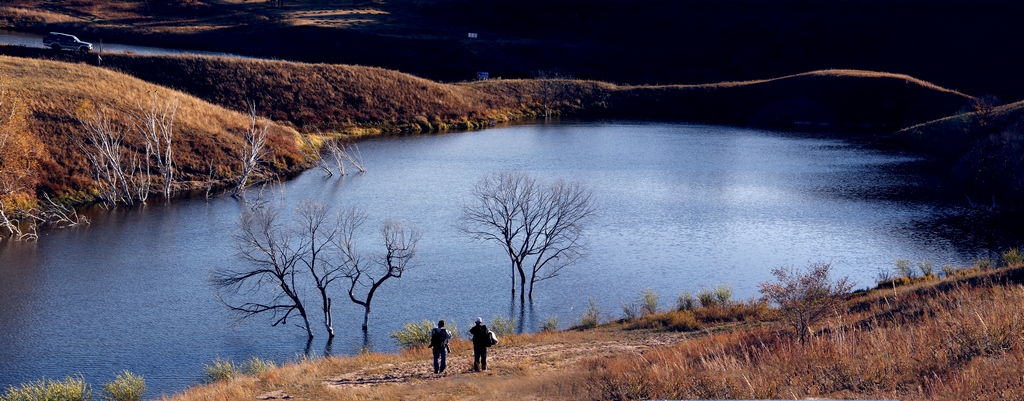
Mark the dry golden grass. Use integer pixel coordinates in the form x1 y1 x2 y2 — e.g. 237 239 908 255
0 55 304 203
160 264 1024 401
88 51 968 135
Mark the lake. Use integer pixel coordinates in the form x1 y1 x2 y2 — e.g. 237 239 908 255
0 121 1004 396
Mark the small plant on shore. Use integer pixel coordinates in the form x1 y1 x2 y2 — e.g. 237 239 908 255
696 288 717 308
1 375 92 401
203 358 238 383
391 319 459 349
1002 247 1023 267
918 260 935 277
876 266 895 284
941 264 959 279
759 262 854 343
241 357 276 376
621 301 640 320
100 370 146 401
974 257 994 270
391 320 435 349
639 288 659 315
713 284 732 306
574 298 602 329
895 259 917 279
541 316 559 332
489 315 516 336
676 291 696 311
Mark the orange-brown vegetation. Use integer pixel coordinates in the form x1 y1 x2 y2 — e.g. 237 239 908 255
0 48 981 212
0 76 43 209
158 259 1024 401
0 55 305 207
54 50 970 133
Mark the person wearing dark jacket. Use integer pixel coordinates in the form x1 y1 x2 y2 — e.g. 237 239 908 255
469 317 490 371
428 320 452 374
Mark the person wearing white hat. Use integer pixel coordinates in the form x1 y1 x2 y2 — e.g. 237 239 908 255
469 317 490 371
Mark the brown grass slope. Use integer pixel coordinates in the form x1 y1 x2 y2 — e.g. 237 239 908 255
162 263 1024 401
16 48 966 132
5 0 1024 103
1 55 304 202
0 48 970 134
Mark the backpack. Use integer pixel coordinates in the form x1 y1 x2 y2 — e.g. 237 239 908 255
488 330 499 346
429 328 447 349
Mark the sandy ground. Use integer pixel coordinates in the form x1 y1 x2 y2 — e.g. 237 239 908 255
321 332 683 390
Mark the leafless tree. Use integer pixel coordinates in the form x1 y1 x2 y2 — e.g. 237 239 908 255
132 93 178 199
211 204 315 339
337 210 421 331
295 200 343 338
461 171 596 302
232 103 270 197
40 193 89 228
297 131 334 177
0 203 38 241
759 262 855 343
535 69 571 118
76 109 142 206
322 140 366 175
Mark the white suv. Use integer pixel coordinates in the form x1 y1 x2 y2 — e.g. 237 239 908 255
43 32 93 53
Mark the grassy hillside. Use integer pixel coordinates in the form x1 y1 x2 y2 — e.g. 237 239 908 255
3 0 1023 102
153 258 1024 400
0 55 305 206
0 46 973 134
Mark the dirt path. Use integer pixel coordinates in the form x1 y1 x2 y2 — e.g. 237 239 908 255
323 332 683 390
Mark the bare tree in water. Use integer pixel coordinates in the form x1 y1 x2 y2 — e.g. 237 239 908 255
295 199 344 339
232 103 269 197
461 171 595 302
337 210 421 331
212 204 314 339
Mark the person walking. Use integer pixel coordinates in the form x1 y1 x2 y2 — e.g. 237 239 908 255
428 320 452 374
469 317 490 371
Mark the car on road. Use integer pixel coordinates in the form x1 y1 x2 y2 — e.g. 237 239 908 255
43 32 93 53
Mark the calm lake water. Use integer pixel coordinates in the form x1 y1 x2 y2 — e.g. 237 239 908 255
0 122 1004 396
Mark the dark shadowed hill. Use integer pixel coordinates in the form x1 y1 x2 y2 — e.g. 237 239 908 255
7 0 1023 102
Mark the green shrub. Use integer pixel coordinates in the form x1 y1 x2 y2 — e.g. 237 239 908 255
713 284 732 306
390 319 434 349
1 375 92 401
101 371 146 401
489 315 516 336
541 316 559 332
1002 247 1023 267
974 257 994 270
240 357 276 376
941 264 959 279
621 302 640 320
918 260 934 277
574 298 602 329
895 259 917 279
696 288 717 308
639 288 659 315
203 358 238 383
676 291 696 311
391 319 460 349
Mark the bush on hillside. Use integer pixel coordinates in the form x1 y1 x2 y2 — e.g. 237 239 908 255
759 262 854 342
